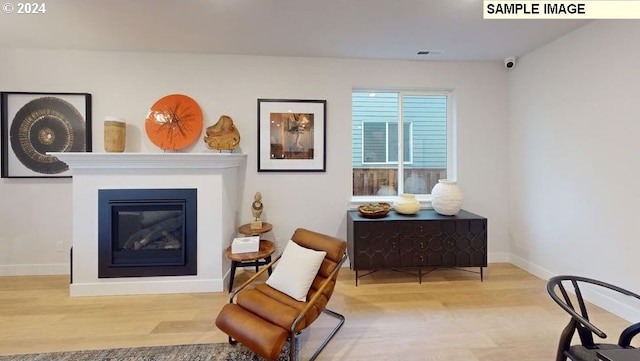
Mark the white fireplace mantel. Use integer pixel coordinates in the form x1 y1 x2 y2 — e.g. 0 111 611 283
53 152 247 297
50 152 246 170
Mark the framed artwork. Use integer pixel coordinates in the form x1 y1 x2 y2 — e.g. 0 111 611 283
1 92 92 178
257 99 326 172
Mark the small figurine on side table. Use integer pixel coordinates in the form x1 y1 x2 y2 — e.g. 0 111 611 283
250 192 264 230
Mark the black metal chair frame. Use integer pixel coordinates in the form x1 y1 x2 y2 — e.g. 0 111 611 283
547 275 640 361
227 255 273 293
227 252 347 361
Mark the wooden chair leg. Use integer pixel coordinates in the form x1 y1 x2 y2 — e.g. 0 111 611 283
556 319 576 361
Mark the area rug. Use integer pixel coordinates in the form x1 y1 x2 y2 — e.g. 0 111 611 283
0 343 289 361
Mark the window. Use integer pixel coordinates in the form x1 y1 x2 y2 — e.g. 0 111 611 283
352 90 453 197
362 122 412 164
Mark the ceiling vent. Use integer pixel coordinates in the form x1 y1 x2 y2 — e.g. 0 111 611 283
417 50 444 56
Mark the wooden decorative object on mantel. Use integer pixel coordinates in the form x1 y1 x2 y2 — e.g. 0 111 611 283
204 115 241 151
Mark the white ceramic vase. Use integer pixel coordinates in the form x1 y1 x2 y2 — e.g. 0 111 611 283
393 193 420 215
430 179 463 216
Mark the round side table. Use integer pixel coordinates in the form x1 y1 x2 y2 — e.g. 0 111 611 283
238 222 272 236
224 239 275 293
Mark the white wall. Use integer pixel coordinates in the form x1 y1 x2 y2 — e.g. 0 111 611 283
0 49 510 275
508 20 640 320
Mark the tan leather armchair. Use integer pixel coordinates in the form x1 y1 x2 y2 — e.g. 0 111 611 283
215 228 348 361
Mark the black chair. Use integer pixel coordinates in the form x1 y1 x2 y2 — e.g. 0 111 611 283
547 275 640 361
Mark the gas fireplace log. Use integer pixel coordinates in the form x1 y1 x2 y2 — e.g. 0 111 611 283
162 231 181 249
123 216 183 250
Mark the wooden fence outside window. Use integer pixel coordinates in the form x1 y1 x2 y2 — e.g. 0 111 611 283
352 168 446 196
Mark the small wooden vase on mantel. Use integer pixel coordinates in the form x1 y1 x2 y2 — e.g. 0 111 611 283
104 117 126 152
431 179 463 216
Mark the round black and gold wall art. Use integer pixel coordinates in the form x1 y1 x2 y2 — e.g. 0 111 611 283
1 92 92 178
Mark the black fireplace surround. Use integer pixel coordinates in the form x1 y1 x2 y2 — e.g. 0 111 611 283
98 188 197 278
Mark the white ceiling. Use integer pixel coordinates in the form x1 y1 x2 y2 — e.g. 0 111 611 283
0 0 589 62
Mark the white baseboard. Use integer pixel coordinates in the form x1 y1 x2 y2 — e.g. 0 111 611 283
70 278 224 297
508 254 640 323
508 253 556 280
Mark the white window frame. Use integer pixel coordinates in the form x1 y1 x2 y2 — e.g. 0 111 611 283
351 89 456 204
361 121 413 165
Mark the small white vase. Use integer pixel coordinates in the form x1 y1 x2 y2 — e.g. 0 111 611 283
431 179 463 216
393 193 420 215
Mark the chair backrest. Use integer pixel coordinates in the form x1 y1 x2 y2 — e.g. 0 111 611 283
291 228 347 308
547 275 640 346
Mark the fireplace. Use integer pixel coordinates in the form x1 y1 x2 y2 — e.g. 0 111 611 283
52 152 246 296
98 188 197 278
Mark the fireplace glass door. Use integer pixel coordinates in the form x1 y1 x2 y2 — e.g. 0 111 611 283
98 189 197 278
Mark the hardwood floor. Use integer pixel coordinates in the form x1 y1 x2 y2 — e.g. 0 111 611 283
0 263 634 360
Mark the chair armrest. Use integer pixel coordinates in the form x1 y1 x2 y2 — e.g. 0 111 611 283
229 254 282 303
619 322 640 347
555 299 607 338
547 277 608 338
291 253 347 333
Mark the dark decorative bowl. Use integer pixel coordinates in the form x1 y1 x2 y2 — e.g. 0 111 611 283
358 203 391 218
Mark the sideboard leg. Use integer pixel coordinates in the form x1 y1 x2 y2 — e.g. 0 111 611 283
480 267 484 282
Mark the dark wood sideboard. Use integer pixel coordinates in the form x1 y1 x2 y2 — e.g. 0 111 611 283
346 209 487 285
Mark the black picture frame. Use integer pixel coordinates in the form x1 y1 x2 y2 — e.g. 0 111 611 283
257 99 326 172
1 92 92 178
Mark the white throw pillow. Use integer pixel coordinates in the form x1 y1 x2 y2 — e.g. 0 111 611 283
266 240 327 302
